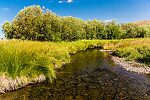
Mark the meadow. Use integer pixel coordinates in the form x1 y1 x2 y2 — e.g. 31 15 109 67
0 38 149 82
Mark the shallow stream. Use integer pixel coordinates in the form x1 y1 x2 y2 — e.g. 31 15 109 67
0 49 150 100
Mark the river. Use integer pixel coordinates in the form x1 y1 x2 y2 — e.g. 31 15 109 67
0 49 150 100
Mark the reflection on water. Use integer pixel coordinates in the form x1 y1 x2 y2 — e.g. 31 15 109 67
0 49 150 100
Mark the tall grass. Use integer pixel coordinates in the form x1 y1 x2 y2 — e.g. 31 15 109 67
0 39 104 81
0 38 149 82
0 41 56 81
109 38 150 64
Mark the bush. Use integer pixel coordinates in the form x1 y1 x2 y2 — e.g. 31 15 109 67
112 47 141 60
137 46 150 64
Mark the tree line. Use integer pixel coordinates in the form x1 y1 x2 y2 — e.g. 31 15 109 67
2 5 150 41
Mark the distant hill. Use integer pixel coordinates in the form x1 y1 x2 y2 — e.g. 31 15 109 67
132 20 150 26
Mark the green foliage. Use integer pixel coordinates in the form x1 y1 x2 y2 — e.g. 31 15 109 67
113 46 150 64
43 10 62 41
3 5 150 41
111 38 150 64
85 20 104 39
121 23 147 38
2 21 14 39
12 5 43 40
104 21 123 39
136 46 150 64
141 25 150 37
61 17 86 41
112 47 141 60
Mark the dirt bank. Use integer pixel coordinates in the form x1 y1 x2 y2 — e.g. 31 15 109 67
0 74 46 93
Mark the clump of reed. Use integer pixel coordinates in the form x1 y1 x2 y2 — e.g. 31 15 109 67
0 39 104 81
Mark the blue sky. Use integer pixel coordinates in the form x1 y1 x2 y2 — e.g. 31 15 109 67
1 0 150 38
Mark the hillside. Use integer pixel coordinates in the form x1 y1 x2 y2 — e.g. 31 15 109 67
133 20 150 26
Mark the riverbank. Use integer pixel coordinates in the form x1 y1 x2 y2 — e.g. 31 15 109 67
0 38 149 93
1 49 149 100
111 56 150 74
0 40 105 93
0 75 46 93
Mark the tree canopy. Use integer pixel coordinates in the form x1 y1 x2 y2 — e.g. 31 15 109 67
2 5 149 41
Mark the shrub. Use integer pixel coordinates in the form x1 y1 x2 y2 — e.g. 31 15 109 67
136 46 150 64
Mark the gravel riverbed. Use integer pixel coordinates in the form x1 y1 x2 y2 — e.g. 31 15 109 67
111 56 150 74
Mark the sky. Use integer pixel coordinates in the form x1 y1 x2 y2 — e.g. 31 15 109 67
0 0 150 38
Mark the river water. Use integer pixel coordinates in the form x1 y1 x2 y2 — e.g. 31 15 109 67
0 49 150 100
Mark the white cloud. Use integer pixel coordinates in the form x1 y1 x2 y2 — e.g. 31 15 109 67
104 19 116 23
0 26 4 38
67 0 73 3
0 22 5 38
42 6 46 9
0 8 9 12
58 0 74 3
59 1 64 3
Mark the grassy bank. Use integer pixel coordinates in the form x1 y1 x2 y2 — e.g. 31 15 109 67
0 39 105 82
107 38 150 64
0 38 149 82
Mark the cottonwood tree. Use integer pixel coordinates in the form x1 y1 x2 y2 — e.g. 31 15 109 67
61 17 86 41
121 23 146 38
2 5 148 41
2 21 14 39
85 20 104 39
104 21 123 39
43 10 62 41
12 5 43 40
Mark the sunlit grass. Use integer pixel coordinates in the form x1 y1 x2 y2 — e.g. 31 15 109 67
0 38 149 81
109 38 150 64
0 39 104 81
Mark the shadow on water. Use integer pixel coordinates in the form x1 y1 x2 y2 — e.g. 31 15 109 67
0 49 150 100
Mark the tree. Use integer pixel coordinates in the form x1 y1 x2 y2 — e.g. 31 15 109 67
121 23 146 38
2 5 147 41
43 10 62 41
2 21 14 39
11 5 43 40
61 17 86 41
142 25 150 37
104 21 123 39
85 20 105 39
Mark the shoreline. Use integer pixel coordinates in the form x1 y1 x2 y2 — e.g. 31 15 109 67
0 49 149 94
100 50 150 74
0 74 46 94
111 56 150 74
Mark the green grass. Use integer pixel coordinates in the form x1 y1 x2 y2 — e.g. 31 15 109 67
0 38 149 82
0 39 105 81
109 38 150 64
